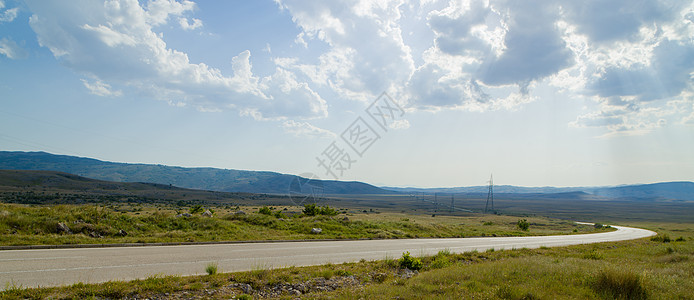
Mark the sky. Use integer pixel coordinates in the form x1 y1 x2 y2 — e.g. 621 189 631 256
1 0 693 188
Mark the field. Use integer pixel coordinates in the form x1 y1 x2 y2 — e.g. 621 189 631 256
2 222 691 299
0 203 605 246
1 170 693 299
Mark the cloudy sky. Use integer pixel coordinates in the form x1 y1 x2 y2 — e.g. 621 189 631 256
1 0 693 188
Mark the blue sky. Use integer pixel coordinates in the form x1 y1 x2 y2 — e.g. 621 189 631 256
1 0 693 188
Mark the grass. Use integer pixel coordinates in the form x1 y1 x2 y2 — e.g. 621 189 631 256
3 222 692 299
206 263 218 275
0 203 608 246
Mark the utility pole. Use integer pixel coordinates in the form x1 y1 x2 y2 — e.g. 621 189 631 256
485 174 494 214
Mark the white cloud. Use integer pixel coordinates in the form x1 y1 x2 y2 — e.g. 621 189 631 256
281 120 336 139
0 0 18 23
0 37 27 59
146 0 195 26
178 17 202 30
25 0 327 120
276 0 415 102
81 78 123 97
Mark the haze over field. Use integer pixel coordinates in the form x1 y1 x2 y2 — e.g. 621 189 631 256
1 0 693 188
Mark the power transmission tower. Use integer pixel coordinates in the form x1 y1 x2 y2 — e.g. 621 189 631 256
484 174 494 214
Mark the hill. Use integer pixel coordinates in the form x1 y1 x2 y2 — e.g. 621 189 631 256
0 151 393 195
0 169 286 205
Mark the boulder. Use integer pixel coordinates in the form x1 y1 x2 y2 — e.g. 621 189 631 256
117 229 128 237
202 210 213 217
311 228 322 234
56 222 72 234
175 213 193 218
234 210 246 215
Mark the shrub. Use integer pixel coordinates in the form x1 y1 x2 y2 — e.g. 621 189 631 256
320 205 338 216
399 251 423 270
517 219 530 231
594 223 604 229
675 236 685 242
302 204 338 216
303 204 320 216
258 206 273 216
651 234 671 243
430 250 452 269
205 263 218 275
591 269 647 300
273 210 286 219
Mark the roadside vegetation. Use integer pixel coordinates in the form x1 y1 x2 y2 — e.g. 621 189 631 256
0 203 610 247
2 222 691 299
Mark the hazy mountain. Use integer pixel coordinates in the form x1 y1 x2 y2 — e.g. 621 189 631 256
383 183 694 201
0 151 393 195
1 151 691 201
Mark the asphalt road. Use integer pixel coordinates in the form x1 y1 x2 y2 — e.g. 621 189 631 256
0 225 655 289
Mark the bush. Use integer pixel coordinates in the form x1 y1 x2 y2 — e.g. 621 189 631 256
651 234 671 243
258 206 273 216
399 251 422 270
205 263 218 275
320 205 339 216
303 204 320 216
591 269 647 300
594 223 604 229
675 236 685 242
302 204 338 216
517 219 530 231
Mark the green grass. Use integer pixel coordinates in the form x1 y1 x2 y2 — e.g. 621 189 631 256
0 203 606 246
4 222 691 299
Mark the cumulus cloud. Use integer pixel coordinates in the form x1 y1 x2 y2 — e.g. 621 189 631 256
25 0 326 120
0 37 27 59
276 0 415 102
281 120 336 139
18 0 694 136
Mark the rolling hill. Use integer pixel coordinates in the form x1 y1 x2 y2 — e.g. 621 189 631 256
0 151 393 195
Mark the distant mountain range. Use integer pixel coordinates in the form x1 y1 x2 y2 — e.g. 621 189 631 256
0 151 692 201
0 151 392 195
383 182 694 201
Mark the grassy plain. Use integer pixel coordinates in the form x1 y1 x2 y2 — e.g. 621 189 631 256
0 203 603 246
2 222 691 299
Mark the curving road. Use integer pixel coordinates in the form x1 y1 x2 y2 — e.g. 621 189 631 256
0 225 655 289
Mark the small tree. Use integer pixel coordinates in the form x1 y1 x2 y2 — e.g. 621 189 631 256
517 219 530 231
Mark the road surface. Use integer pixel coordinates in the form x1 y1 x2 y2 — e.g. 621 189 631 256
0 225 655 289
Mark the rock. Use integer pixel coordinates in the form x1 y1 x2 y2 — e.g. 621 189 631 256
342 216 350 222
118 229 128 237
311 228 322 234
175 213 192 218
56 222 72 234
202 210 213 217
88 231 102 238
234 210 247 215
